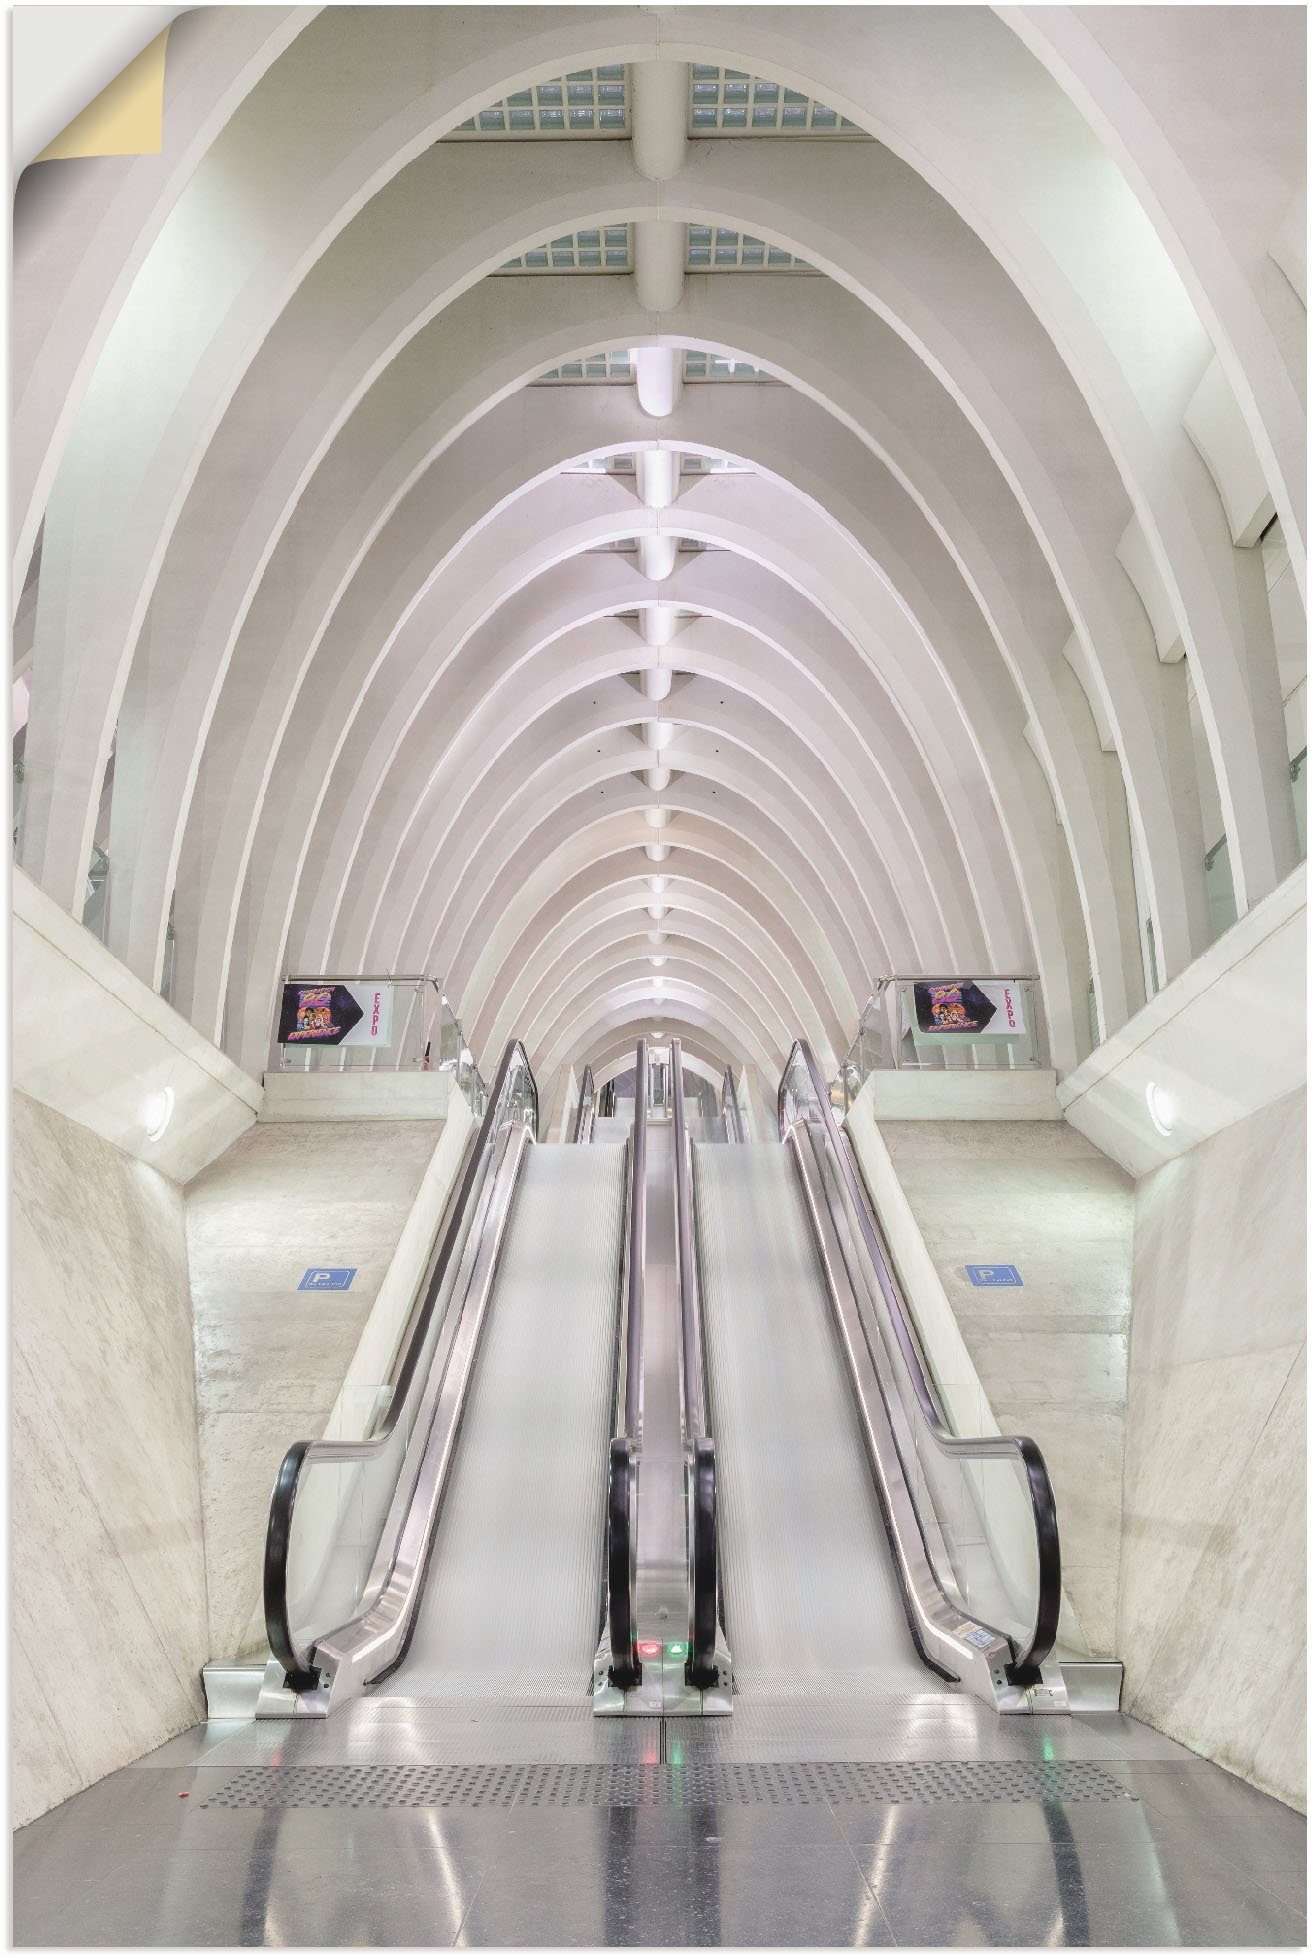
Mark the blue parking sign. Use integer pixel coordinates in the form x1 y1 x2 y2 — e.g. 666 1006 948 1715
965 1264 1022 1288
298 1266 356 1291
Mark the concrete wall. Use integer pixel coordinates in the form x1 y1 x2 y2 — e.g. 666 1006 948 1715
846 1097 1133 1657
188 1104 473 1658
1120 1088 1306 1811
12 1091 209 1829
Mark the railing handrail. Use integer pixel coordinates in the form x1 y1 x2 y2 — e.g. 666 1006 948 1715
777 1038 1060 1682
720 1064 744 1143
263 1037 537 1681
605 1043 647 1690
672 1040 721 1690
672 1041 707 1442
573 1064 596 1144
622 1042 648 1438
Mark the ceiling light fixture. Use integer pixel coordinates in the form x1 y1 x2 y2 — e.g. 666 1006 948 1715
646 874 668 894
644 806 670 829
647 902 668 920
644 841 670 863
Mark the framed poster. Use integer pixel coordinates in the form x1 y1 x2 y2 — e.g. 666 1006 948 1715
910 979 1025 1043
278 982 394 1048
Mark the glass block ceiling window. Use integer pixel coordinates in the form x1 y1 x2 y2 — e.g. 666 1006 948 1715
453 68 628 136
690 67 861 133
536 350 634 383
680 453 753 473
686 226 810 271
500 227 632 274
682 350 774 382
562 454 637 473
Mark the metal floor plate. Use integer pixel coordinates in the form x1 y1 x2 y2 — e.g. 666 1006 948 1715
201 1758 1140 1810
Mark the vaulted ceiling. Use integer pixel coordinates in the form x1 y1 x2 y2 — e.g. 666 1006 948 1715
13 6 1307 1108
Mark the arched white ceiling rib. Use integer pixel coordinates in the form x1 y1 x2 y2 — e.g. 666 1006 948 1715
25 15 1294 932
464 838 846 1063
13 6 1304 1096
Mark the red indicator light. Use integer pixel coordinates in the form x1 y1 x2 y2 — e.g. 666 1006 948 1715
638 1640 662 1658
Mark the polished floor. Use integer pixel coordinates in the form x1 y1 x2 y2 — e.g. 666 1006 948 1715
13 1697 1306 1946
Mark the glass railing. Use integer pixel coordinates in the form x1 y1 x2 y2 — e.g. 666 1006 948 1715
836 975 1043 1112
1292 749 1307 861
572 1065 596 1142
84 842 110 945
272 974 487 1112
780 1041 1061 1685
721 1064 746 1141
11 757 24 854
265 1040 538 1689
1204 835 1238 941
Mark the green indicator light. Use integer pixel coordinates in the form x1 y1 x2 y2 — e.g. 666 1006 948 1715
666 1641 687 1658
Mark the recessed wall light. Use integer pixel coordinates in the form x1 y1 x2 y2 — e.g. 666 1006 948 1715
144 1087 175 1142
1145 1080 1177 1137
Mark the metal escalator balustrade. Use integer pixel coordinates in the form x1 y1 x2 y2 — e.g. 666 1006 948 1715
671 1041 728 1695
260 1040 539 1713
393 1139 627 1701
600 1042 646 1693
777 1039 1066 1706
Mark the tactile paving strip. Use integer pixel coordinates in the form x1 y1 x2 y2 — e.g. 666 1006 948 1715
202 1759 1138 1810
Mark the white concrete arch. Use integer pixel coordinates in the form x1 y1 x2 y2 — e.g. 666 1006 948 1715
69 103 1278 980
12 5 1303 1108
533 960 785 1084
504 921 807 1072
540 985 776 1087
192 485 1037 1070
333 677 895 984
467 831 843 1063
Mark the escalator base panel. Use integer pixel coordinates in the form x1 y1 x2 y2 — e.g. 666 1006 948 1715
201 1759 1139 1811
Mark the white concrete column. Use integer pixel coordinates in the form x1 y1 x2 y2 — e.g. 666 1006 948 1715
632 61 688 181
638 531 678 581
634 344 683 417
631 59 689 418
633 223 684 314
636 447 679 510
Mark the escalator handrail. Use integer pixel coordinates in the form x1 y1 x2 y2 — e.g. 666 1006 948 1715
777 1038 1060 1680
671 1040 720 1688
621 1042 648 1439
671 1040 709 1442
264 1037 538 1682
573 1064 596 1143
605 1042 647 1687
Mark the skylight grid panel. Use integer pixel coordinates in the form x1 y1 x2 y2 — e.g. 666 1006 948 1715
499 227 633 274
687 66 861 133
535 351 635 383
686 225 810 272
451 68 630 137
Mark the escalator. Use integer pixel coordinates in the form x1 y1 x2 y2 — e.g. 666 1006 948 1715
687 1040 1095 1714
260 1040 628 1715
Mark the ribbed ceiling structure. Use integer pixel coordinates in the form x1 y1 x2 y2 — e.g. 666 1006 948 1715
12 6 1307 1108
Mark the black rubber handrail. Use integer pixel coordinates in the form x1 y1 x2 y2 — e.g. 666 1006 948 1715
605 1042 647 1688
264 1038 538 1683
777 1039 1060 1685
672 1040 720 1688
572 1065 595 1143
